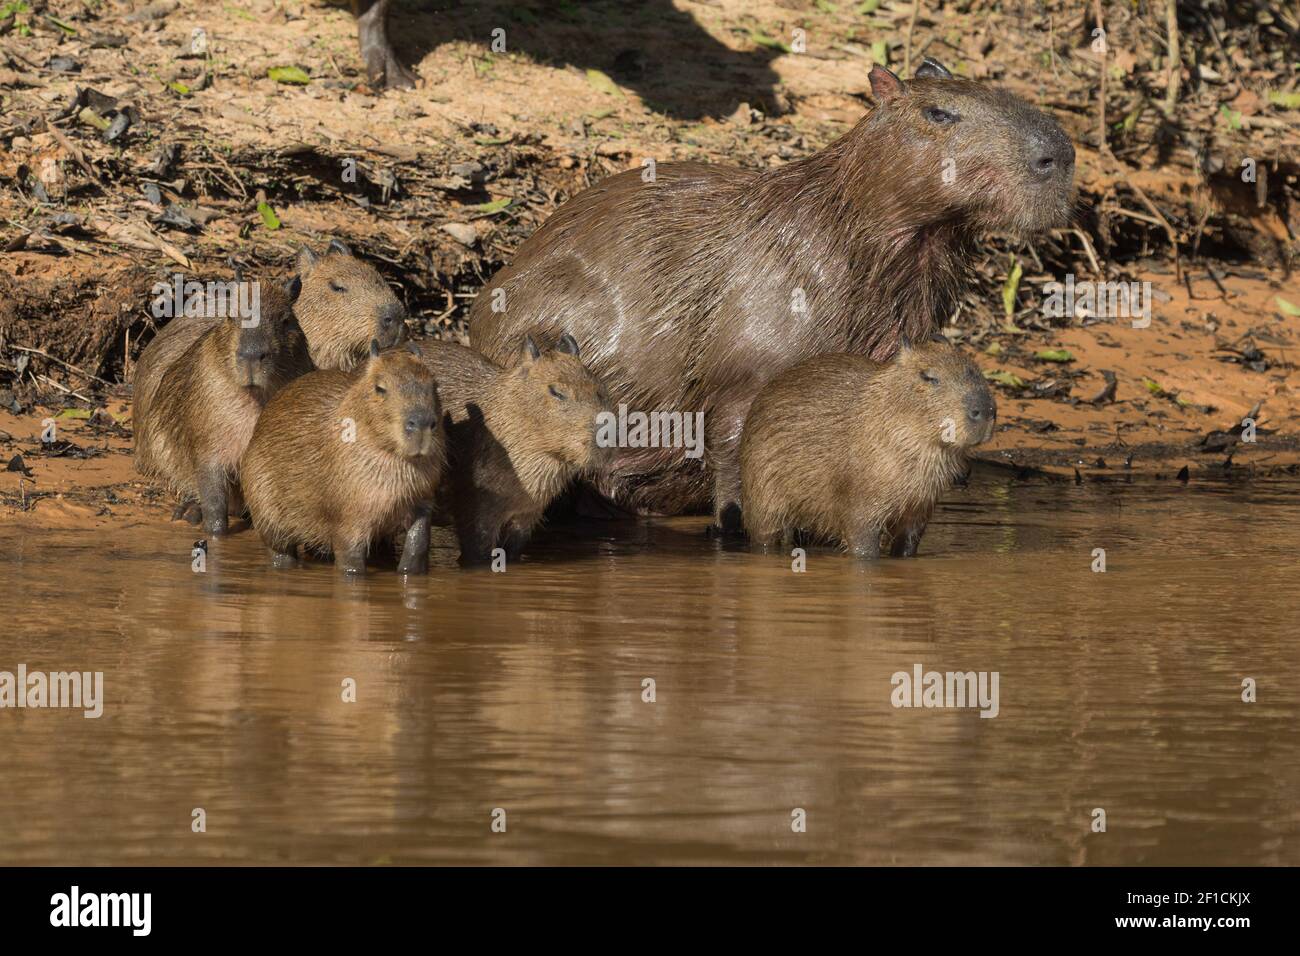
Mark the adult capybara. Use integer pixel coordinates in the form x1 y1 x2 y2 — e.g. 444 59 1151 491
240 342 444 574
134 281 311 534
740 338 996 559
469 57 1074 529
400 334 611 567
294 240 408 370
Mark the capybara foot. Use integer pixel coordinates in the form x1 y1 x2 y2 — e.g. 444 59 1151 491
203 514 229 537
384 55 417 90
270 550 297 569
709 501 745 537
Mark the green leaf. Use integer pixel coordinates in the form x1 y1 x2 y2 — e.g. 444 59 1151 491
870 40 889 66
168 81 191 96
468 197 512 215
1276 297 1300 317
1034 348 1074 363
54 408 92 419
0 2 31 18
256 201 281 230
984 342 1003 357
1142 377 1165 396
473 136 511 146
1002 259 1023 319
585 69 625 97
44 13 75 34
984 370 1026 389
814 0 838 12
268 66 311 86
856 0 880 12
1267 90 1300 110
750 30 792 54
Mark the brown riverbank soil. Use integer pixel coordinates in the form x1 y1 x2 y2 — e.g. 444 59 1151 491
2 0 1297 528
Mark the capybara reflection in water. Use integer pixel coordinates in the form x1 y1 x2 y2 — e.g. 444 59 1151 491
133 281 312 535
740 337 996 559
469 57 1074 528
240 342 444 574
400 334 612 568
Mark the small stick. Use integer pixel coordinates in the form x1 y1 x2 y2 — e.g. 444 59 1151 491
904 1 921 77
1164 0 1180 116
1093 0 1107 155
12 345 113 388
44 117 101 184
36 373 93 403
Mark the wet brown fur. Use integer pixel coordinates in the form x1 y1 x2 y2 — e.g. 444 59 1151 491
240 346 444 573
469 61 1074 522
133 283 310 533
740 340 996 558
416 338 611 563
294 241 408 371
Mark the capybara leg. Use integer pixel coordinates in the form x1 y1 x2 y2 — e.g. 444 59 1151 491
172 499 202 524
454 521 496 566
501 522 532 561
847 525 883 560
269 545 298 569
352 0 416 90
708 405 750 535
396 508 431 575
334 539 368 575
196 466 229 536
888 517 929 558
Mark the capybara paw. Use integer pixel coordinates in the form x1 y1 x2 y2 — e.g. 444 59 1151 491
385 56 417 90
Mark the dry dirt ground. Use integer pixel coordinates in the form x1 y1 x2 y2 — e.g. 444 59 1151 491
1 0 1298 528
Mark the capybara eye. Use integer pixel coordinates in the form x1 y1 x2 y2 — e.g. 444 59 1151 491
375 382 387 396
921 369 940 384
549 385 568 401
922 107 957 125
330 280 348 293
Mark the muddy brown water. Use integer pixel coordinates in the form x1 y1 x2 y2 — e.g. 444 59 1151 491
1 473 1297 865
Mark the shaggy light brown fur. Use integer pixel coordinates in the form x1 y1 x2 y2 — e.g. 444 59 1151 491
294 241 407 371
414 336 611 564
133 284 310 534
240 344 444 574
740 339 996 559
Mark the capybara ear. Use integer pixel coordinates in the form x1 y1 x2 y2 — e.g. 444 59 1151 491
521 335 541 364
928 330 949 344
868 64 905 104
557 333 580 357
897 334 914 353
297 245 319 274
406 341 421 357
328 239 353 257
369 338 381 360
914 57 953 81
285 275 302 303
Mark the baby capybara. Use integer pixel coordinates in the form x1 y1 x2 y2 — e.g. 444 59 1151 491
740 338 996 559
240 342 444 574
470 58 1073 527
294 240 407 370
134 281 311 535
134 243 403 431
402 335 611 567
